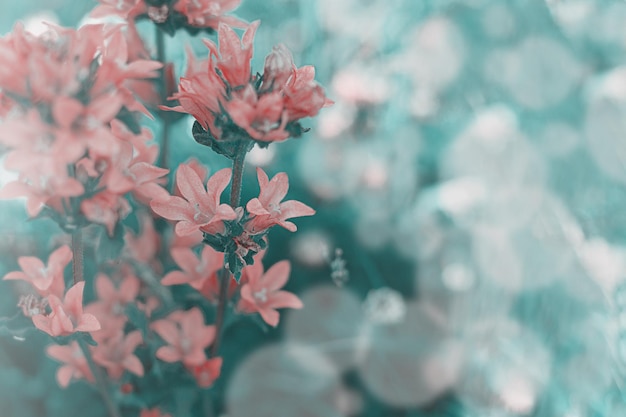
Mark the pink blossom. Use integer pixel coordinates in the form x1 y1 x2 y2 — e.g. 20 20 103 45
245 168 315 234
151 307 216 367
87 273 140 337
262 44 295 91
92 330 144 379
81 191 132 237
32 282 101 337
225 85 289 142
150 164 237 237
203 21 259 88
3 245 71 298
162 245 223 291
174 0 246 29
283 66 334 122
47 341 94 388
237 260 303 327
124 213 162 270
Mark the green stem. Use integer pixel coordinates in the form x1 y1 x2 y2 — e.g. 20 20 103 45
155 26 170 170
70 231 121 417
211 145 247 357
71 228 83 285
77 339 122 417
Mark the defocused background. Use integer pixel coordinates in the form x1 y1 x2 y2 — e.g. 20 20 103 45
2 0 626 416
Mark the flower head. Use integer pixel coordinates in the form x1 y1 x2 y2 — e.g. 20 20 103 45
32 281 101 337
245 168 315 234
237 260 303 327
151 307 216 367
3 245 71 298
166 21 331 144
161 245 223 292
150 164 237 237
92 330 144 379
47 341 94 388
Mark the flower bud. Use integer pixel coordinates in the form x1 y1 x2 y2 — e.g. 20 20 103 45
262 44 294 90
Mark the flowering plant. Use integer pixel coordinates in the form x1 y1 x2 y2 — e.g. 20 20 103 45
0 1 330 416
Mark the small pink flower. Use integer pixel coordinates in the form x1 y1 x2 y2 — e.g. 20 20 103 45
47 341 94 388
283 66 334 122
237 260 303 327
32 281 101 337
174 0 246 29
92 330 144 379
151 307 216 367
87 273 140 337
150 164 237 237
3 245 71 298
162 245 223 291
81 191 132 237
190 357 223 388
124 213 162 271
245 168 315 234
203 21 259 88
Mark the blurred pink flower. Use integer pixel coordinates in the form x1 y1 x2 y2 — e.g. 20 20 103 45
47 341 94 388
151 307 216 367
92 330 144 379
150 164 237 237
162 245 223 291
174 0 246 29
140 408 171 417
87 273 140 338
245 168 315 234
3 245 71 298
32 281 101 337
237 260 303 327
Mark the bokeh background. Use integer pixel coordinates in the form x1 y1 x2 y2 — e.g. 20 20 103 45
2 0 626 416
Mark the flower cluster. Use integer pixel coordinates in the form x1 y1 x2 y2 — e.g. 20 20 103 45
167 22 332 148
151 163 315 276
0 24 168 234
92 0 245 35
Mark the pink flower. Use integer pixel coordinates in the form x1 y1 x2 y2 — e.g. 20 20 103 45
92 330 144 379
3 245 71 298
237 260 303 327
174 0 246 29
124 213 162 271
32 282 101 337
283 66 334 122
47 341 94 388
87 273 140 337
245 168 315 234
91 0 147 20
151 307 216 367
203 21 259 88
189 357 223 388
162 245 223 291
81 191 132 237
150 164 237 237
225 85 289 142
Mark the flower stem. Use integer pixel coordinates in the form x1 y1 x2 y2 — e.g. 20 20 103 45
71 228 84 284
155 26 170 170
77 339 122 417
211 144 247 357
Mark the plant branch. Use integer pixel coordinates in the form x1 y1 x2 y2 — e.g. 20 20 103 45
71 228 84 284
77 339 122 417
211 144 247 357
155 26 170 170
